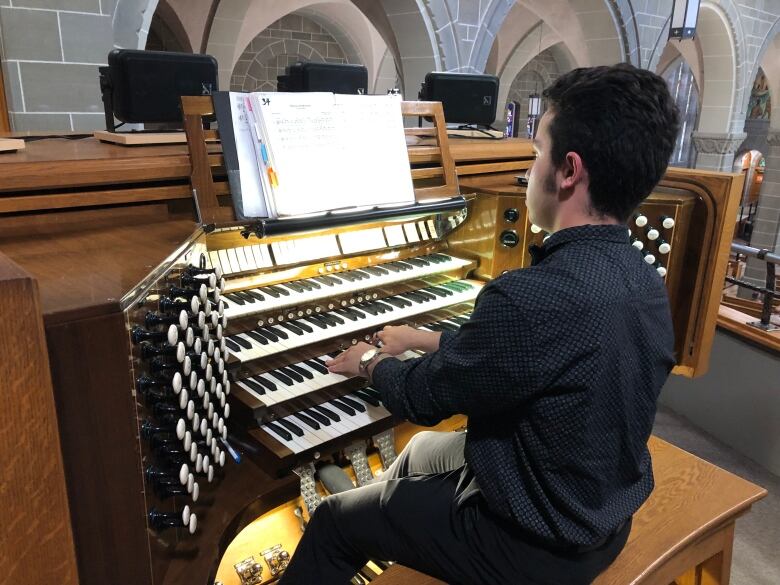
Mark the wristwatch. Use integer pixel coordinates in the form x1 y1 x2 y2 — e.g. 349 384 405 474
358 347 384 375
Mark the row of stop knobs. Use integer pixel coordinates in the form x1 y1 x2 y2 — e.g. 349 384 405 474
136 263 230 535
630 213 675 277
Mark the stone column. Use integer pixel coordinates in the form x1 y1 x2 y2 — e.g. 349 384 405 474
743 130 780 290
692 131 747 172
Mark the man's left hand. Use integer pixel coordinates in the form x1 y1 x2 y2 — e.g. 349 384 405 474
326 342 375 378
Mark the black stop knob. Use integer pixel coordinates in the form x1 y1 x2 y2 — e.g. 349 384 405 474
500 230 520 248
504 208 520 223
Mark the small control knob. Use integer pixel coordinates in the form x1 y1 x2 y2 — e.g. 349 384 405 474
169 284 207 304
185 264 223 280
503 208 520 223
654 263 667 277
500 230 519 248
141 341 186 363
630 237 644 250
634 213 648 227
181 272 217 289
657 239 671 255
643 250 656 264
660 215 675 229
645 226 660 241
145 310 189 330
160 296 200 315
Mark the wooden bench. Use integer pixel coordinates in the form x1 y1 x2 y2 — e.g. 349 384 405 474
372 436 767 585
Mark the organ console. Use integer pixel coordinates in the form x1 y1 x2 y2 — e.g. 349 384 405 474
0 98 742 585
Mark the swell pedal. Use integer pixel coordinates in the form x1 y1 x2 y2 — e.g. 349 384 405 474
345 441 374 486
293 462 322 515
372 429 397 470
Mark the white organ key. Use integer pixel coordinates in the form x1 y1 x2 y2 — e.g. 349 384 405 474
217 249 234 274
236 247 255 271
417 221 430 239
208 251 222 273
226 248 241 274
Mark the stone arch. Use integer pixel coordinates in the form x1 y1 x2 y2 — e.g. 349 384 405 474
146 0 193 53
695 2 738 134
232 36 333 93
496 21 574 120
207 1 396 96
505 51 560 120
112 0 159 49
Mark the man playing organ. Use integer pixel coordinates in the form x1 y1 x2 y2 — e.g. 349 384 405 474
279 63 682 585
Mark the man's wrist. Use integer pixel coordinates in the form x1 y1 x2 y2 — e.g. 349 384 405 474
366 353 392 382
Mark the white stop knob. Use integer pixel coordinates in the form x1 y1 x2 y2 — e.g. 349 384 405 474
662 217 675 229
179 464 189 486
635 214 647 227
167 325 178 346
188 513 198 535
200 418 208 436
185 328 195 347
186 399 195 420
632 240 643 250
224 403 231 419
197 284 207 304
183 431 192 451
172 372 183 395
191 482 200 503
178 310 188 330
189 296 200 314
214 266 223 280
658 242 671 254
197 379 206 398
530 224 542 234
647 228 659 240
176 418 186 440
187 473 194 494
181 356 192 377
178 389 189 410
175 342 186 364
657 265 667 277
181 505 191 526
644 253 656 264
208 465 215 483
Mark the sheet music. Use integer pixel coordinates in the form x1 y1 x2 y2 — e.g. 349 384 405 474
228 92 269 218
246 92 416 217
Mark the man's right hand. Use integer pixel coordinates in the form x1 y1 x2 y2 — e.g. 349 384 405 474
374 325 441 355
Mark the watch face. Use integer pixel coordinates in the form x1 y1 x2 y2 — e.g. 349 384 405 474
361 348 378 363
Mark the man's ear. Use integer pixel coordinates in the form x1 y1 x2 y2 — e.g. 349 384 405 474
559 152 587 190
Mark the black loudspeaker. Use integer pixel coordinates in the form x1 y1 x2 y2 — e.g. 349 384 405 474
99 49 218 131
277 62 368 94
419 72 499 126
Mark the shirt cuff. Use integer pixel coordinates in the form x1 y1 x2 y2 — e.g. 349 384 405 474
370 356 407 414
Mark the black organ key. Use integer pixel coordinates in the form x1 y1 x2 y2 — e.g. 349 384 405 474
279 367 304 383
291 319 313 333
279 322 305 336
295 280 314 291
278 419 304 437
288 364 313 379
337 271 358 282
245 290 264 301
232 336 252 350
224 338 242 352
246 330 269 345
354 389 381 407
393 261 413 271
294 412 320 430
254 376 277 392
339 396 366 413
331 399 355 416
313 404 340 422
266 421 293 441
304 408 331 425
427 287 451 298
225 293 245 306
381 262 401 273
304 316 328 329
268 285 290 297
257 327 279 342
334 309 357 322
266 325 288 340
304 359 328 374
242 378 266 395
260 286 281 299
268 371 295 386
404 258 428 267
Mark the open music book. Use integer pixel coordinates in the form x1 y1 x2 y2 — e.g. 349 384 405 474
215 91 415 219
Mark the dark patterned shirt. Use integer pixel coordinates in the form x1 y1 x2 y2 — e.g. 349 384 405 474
372 224 675 547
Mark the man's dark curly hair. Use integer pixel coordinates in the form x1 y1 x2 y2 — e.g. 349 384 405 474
542 64 680 222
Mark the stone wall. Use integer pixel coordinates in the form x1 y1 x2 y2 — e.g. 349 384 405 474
505 48 559 120
230 14 347 93
0 0 115 131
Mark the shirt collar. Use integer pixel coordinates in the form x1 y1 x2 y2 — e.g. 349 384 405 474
529 224 629 266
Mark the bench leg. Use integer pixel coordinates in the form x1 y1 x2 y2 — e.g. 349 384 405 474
670 523 735 585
